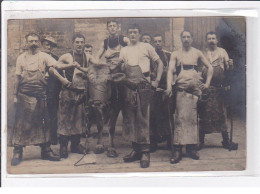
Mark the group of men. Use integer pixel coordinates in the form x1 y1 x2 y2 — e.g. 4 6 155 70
10 20 237 169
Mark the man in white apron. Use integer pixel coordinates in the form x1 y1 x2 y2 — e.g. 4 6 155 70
97 20 130 157
166 30 213 164
119 24 164 168
198 31 238 150
11 32 71 166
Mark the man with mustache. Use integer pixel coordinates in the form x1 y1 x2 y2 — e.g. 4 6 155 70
166 30 213 164
119 24 164 168
198 31 238 150
11 32 71 166
149 34 172 152
97 20 129 157
41 36 61 145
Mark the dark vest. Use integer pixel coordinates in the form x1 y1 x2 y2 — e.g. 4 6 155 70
104 35 127 50
64 51 87 82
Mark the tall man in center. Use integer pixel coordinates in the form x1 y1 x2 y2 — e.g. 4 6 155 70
97 20 129 157
119 24 164 168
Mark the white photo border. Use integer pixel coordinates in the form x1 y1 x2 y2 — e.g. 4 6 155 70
1 1 260 187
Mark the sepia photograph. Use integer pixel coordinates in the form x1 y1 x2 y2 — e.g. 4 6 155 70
5 16 246 174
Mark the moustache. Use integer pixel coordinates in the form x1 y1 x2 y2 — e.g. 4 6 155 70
30 45 38 49
209 42 215 45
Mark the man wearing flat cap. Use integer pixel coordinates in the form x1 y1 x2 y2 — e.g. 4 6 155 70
41 36 61 145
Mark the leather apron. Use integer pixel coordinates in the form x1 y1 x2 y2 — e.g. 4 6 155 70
12 52 50 146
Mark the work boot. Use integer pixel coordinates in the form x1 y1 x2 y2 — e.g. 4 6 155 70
222 131 238 150
170 145 182 164
198 132 205 150
140 152 150 168
41 144 60 161
11 146 23 166
186 145 200 160
59 135 69 158
71 135 87 154
123 150 142 163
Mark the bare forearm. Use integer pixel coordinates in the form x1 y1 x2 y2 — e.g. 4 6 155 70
205 66 213 86
76 66 89 73
49 67 67 83
14 76 21 95
155 59 163 82
55 62 74 70
167 71 173 91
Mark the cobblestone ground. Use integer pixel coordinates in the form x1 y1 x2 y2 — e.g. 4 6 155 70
6 115 246 174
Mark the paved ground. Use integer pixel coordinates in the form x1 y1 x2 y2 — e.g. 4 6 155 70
6 115 246 174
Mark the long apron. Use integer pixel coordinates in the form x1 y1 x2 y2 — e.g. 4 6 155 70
104 38 125 129
57 52 88 136
12 59 50 146
150 51 172 141
122 65 153 144
198 56 228 134
174 62 202 145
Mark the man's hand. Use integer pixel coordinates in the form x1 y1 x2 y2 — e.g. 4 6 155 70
227 59 233 70
14 95 18 104
224 85 231 91
164 89 172 97
199 83 210 90
151 80 159 88
73 62 81 69
61 78 72 88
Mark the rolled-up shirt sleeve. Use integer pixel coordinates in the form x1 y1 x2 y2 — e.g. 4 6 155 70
147 44 160 62
44 53 58 67
15 55 23 76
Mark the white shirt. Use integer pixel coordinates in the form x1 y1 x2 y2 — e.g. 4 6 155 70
119 42 159 73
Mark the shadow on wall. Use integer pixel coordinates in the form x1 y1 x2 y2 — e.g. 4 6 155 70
219 18 246 119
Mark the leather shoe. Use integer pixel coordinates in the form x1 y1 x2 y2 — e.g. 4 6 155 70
60 146 68 158
123 150 141 163
41 149 60 161
222 141 238 150
187 150 200 160
11 151 23 166
170 149 182 164
140 152 150 168
71 144 88 154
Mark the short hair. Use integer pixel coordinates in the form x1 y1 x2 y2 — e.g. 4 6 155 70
141 33 152 40
107 20 119 27
72 33 85 43
153 34 163 40
127 24 141 34
206 31 218 40
83 44 93 49
180 30 193 38
25 32 40 41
